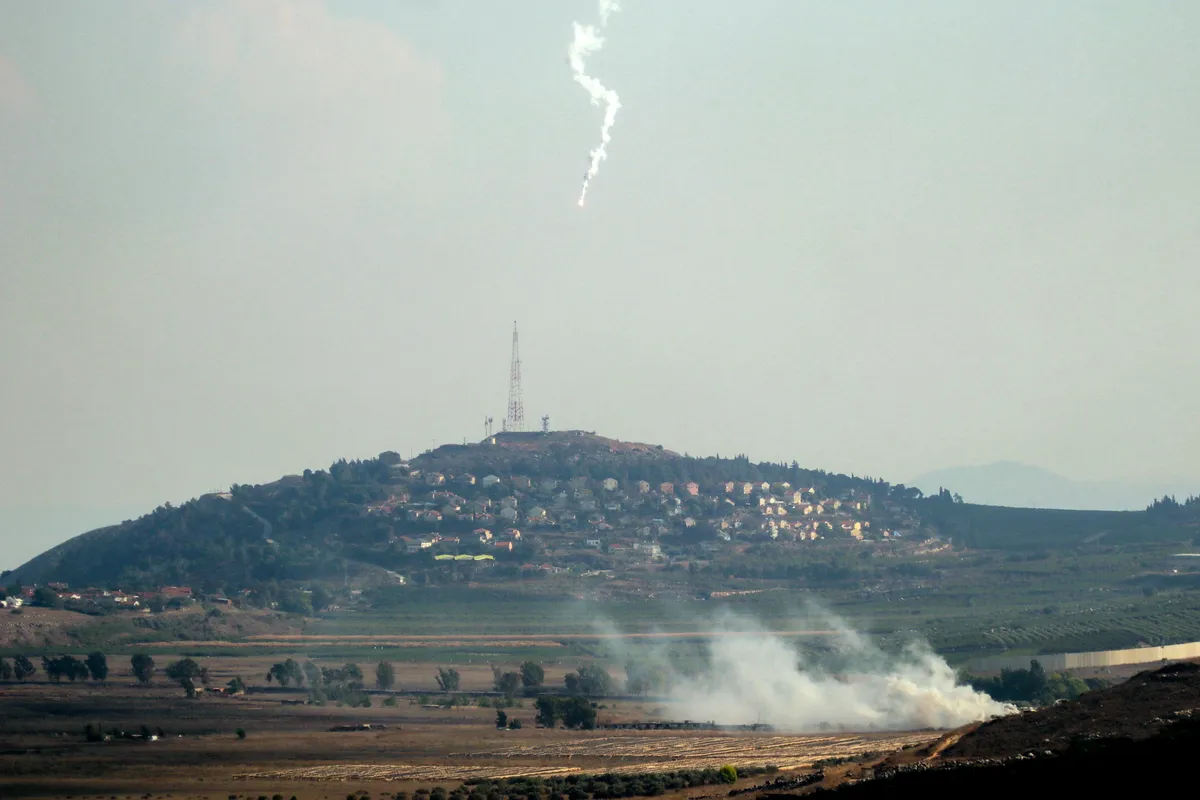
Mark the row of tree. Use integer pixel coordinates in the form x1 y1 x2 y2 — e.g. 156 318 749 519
0 652 109 682
5 651 665 704
965 659 1103 705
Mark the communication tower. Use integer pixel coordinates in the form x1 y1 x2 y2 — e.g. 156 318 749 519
505 321 525 432
541 415 550 434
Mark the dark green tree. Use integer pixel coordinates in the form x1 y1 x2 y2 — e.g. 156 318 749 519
492 666 521 697
376 660 396 690
534 695 558 728
32 586 61 608
495 709 508 729
310 585 333 612
85 651 109 681
0 657 12 681
165 657 205 696
131 653 155 684
42 655 89 682
563 664 613 697
267 658 305 687
435 667 460 692
519 661 545 689
558 696 597 729
13 654 36 680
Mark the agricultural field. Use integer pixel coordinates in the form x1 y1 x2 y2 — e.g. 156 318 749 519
236 732 933 783
0 680 938 800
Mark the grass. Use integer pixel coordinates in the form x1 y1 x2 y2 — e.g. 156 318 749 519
7 541 1199 666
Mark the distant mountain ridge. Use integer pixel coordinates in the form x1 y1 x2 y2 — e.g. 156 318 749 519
910 461 1198 511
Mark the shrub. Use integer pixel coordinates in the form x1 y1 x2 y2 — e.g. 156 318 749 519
508 719 522 730
719 765 737 784
235 728 246 740
383 696 398 707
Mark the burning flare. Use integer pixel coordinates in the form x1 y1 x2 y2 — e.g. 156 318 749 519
569 0 622 207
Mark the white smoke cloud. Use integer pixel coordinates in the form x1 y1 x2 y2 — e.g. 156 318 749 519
568 0 622 207
605 606 1014 732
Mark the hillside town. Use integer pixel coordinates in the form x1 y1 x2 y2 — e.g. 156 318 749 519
339 456 932 576
2 433 948 599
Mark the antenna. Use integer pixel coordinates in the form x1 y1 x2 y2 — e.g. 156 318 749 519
505 321 525 432
485 416 494 438
541 415 550 434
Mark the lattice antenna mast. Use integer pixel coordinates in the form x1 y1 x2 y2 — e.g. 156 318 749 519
505 322 525 432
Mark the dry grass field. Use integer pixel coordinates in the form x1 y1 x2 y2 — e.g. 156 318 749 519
0 680 940 800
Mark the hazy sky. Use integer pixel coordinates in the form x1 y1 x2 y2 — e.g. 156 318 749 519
3 1 1199 567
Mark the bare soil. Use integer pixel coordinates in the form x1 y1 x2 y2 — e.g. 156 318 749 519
0 681 937 800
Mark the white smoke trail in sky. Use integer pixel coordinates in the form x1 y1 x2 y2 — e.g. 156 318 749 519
568 0 622 207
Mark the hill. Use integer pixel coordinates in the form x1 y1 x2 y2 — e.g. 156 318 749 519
910 461 1199 511
6 431 1200 596
915 491 1200 550
4 431 891 591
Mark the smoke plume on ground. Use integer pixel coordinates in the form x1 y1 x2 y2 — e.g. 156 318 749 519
607 607 1014 731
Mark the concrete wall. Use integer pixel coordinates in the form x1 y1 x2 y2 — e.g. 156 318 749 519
969 640 1200 673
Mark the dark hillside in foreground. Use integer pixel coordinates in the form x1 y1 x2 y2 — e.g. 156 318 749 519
779 663 1200 798
802 720 1200 798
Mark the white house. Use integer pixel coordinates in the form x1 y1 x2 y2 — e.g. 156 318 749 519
601 477 619 492
481 474 501 487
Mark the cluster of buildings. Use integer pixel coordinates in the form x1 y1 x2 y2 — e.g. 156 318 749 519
0 583 198 610
364 467 913 568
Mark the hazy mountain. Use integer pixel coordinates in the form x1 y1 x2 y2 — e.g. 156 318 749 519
910 462 1197 511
